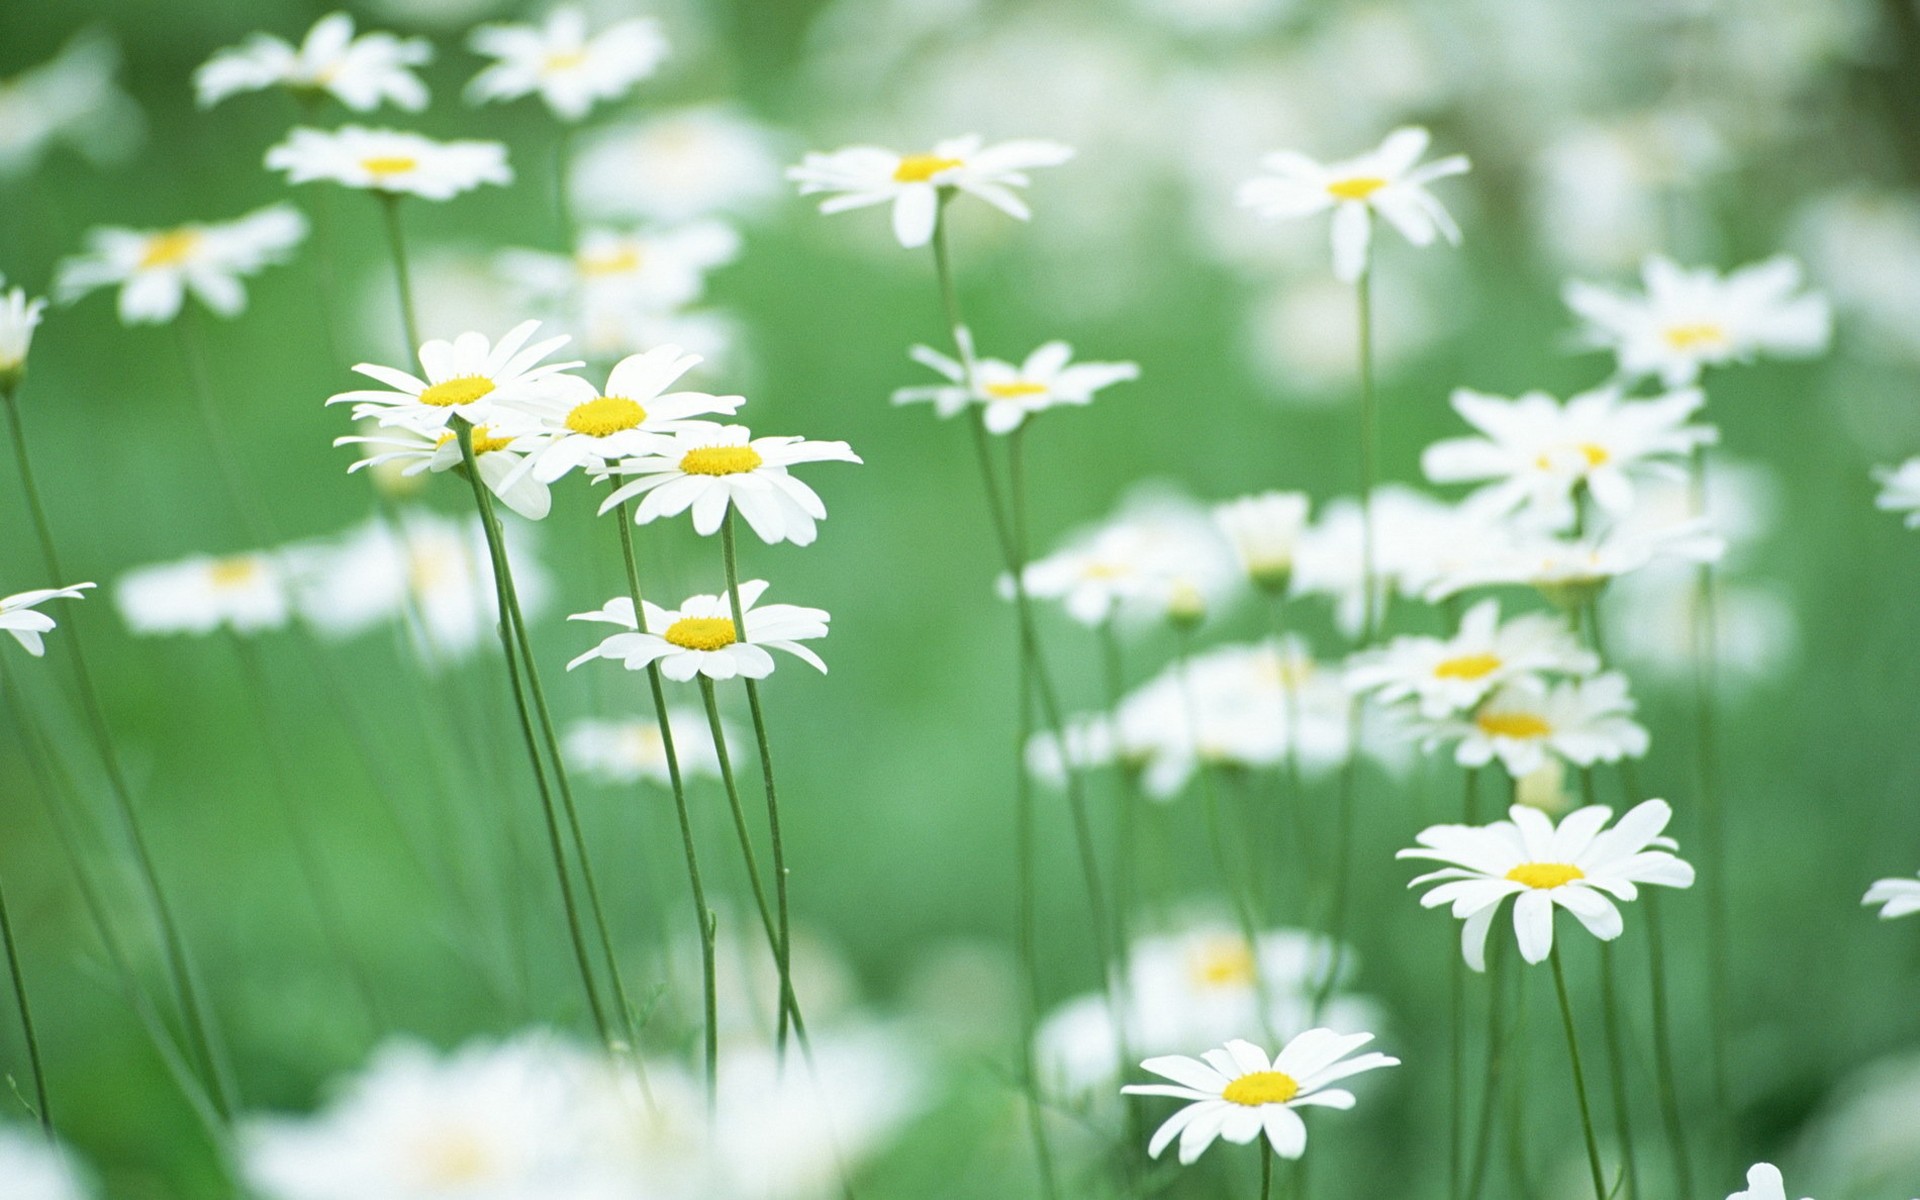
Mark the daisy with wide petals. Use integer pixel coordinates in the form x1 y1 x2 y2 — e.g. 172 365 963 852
1122 1032 1398 1164
1399 799 1695 969
598 425 861 546
328 320 579 433
0 275 46 388
1565 255 1832 387
267 127 511 201
1426 519 1724 607
499 345 741 485
116 552 292 636
788 135 1074 249
1014 491 1242 629
335 423 551 520
195 12 431 112
497 222 742 317
1213 492 1310 592
467 7 668 122
1863 872 1920 920
1727 1163 1811 1200
1873 459 1920 528
1238 126 1471 282
1426 673 1649 777
56 205 307 325
893 338 1138 434
1 583 94 656
566 582 829 681
1346 598 1596 720
564 708 724 785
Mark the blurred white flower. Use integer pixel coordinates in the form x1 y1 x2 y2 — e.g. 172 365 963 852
1213 491 1309 591
1127 0 1296 36
1426 518 1724 605
1 583 94 656
572 106 788 224
1529 113 1727 274
1013 489 1241 628
1347 598 1596 720
1725 1163 1809 1200
329 319 580 434
498 222 742 317
1422 673 1649 777
466 7 668 123
1874 459 1920 529
567 582 830 681
195 13 431 112
1241 273 1445 399
1609 574 1797 689
117 552 292 637
1797 1050 1920 1193
0 276 48 387
1863 873 1920 921
0 31 143 179
599 425 862 546
55 206 307 325
0 1126 92 1200
788 135 1074 248
267 127 511 201
564 709 724 786
893 337 1137 433
1291 485 1476 636
336 422 551 521
1792 190 1920 363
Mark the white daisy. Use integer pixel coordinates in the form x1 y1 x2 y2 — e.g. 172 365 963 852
1013 491 1242 628
1727 1163 1812 1200
497 221 742 317
565 582 829 681
1213 491 1310 592
266 126 512 201
1398 799 1695 970
116 552 292 636
1564 255 1832 387
1290 486 1481 636
1122 1031 1399 1163
55 205 308 325
598 425 862 546
195 12 431 113
335 423 551 521
563 709 724 786
1863 873 1920 921
1346 598 1596 720
1 583 94 656
1426 519 1725 605
1422 385 1716 528
0 31 143 181
892 339 1138 434
570 105 785 225
0 1126 92 1200
466 7 668 123
327 320 580 433
788 135 1075 248
1237 126 1470 282
0 275 47 387
1874 459 1920 528
1425 673 1649 777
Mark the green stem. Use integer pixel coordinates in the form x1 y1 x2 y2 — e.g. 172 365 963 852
1687 447 1733 1128
1263 595 1312 922
1449 767 1480 1200
1466 933 1508 1199
1550 944 1610 1200
0 872 50 1135
1644 894 1695 1200
1355 261 1380 645
377 193 422 353
1262 1148 1273 1200
1599 941 1641 1200
1310 698 1362 1018
695 677 787 1013
1013 642 1061 1200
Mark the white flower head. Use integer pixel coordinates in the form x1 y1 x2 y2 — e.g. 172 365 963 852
55 205 308 326
466 7 668 123
1727 1163 1812 1200
335 422 550 521
1238 126 1470 282
1864 872 1920 921
788 135 1075 248
894 338 1138 434
599 425 862 546
1399 799 1695 970
267 126 511 201
0 275 48 385
1565 255 1832 387
1874 458 1920 529
0 31 144 180
1427 518 1725 605
571 106 785 224
564 708 725 786
497 221 742 317
0 1126 92 1200
567 582 829 681
116 553 292 637
1213 491 1310 590
195 13 431 112
1015 490 1241 629
1122 1031 1399 1163
1426 672 1649 777
328 319 580 434
1 583 94 656
1346 598 1597 720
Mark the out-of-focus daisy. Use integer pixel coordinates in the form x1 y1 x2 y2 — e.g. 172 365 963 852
0 276 47 388
788 135 1075 248
116 552 292 636
0 1126 92 1200
1564 255 1832 387
1291 485 1480 636
1874 459 1920 528
1213 491 1310 592
1238 126 1470 282
564 709 724 786
0 32 143 180
598 425 861 546
55 205 308 325
1422 386 1715 528
466 7 667 122
1346 598 1596 720
571 106 786 224
1 583 94 656
195 13 431 113
893 338 1138 433
1611 573 1798 689
1425 673 1648 777
1399 799 1694 970
566 582 829 681
1863 873 1920 921
1726 1163 1811 1200
1427 519 1724 607
1793 189 1920 363
267 127 511 201
1014 490 1242 628
497 222 742 317
1122 1031 1399 1163
335 423 551 520
328 320 578 433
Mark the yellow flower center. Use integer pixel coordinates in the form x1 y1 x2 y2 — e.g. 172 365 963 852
663 616 737 651
1433 652 1502 681
416 1129 491 1185
435 425 515 454
542 49 589 73
566 395 648 437
1663 322 1728 351
1222 1071 1300 1107
208 556 261 589
1536 444 1611 471
419 376 496 409
577 245 643 277
1327 175 1388 201
893 154 964 183
1476 711 1552 739
984 380 1049 400
679 445 763 476
360 155 419 178
140 229 202 269
1189 939 1258 989
1505 862 1586 890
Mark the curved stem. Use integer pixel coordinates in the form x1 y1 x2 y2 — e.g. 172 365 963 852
1687 448 1733 1128
1644 893 1694 1200
0 873 50 1135
696 677 785 1003
1551 944 1610 1200
1599 941 1641 1200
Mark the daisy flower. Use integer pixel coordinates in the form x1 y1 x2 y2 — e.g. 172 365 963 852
1727 1163 1811 1200
1346 598 1597 720
55 205 308 325
893 338 1138 434
1 583 94 656
266 126 511 201
1422 385 1716 527
1122 1032 1398 1163
1863 872 1920 920
1399 799 1695 970
1013 491 1242 628
1564 255 1832 387
571 106 784 224
0 31 143 181
1426 673 1649 777
116 552 292 636
335 423 551 521
328 320 580 434
1213 491 1311 592
0 275 47 388
1237 126 1471 282
564 709 724 786
194 12 431 113
598 425 861 546
0 1125 92 1200
496 221 742 316
466 7 668 122
1426 519 1724 606
787 135 1075 249
566 582 829 681
1873 459 1920 528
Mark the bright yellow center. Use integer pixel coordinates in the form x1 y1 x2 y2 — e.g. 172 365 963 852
1663 322 1728 351
893 154 964 183
1540 443 1611 470
1222 1071 1300 1107
542 49 589 73
679 445 762 476
416 1129 491 1185
566 395 647 437
1327 175 1388 201
984 380 1049 400
360 155 419 177
208 557 260 588
1433 652 1502 681
663 616 736 651
419 376 496 408
578 246 643 277
435 425 515 454
140 229 202 269
1476 711 1552 739
1506 862 1586 890
1190 939 1258 989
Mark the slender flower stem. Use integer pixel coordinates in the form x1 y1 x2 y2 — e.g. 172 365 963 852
1355 261 1380 645
1449 767 1480 1200
1466 931 1509 1199
1013 642 1061 1200
1263 595 1312 921
695 676 790 1019
1598 941 1641 1200
377 193 422 353
1687 446 1733 1128
0 872 50 1135
1310 698 1362 1019
1550 944 1610 1200
1262 1149 1274 1200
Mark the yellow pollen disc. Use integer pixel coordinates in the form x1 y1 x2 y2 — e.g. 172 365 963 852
419 376 497 409
1578 443 1609 467
1476 711 1552 739
208 557 260 588
983 380 1049 400
360 155 419 177
1663 322 1727 350
1434 652 1503 681
577 246 643 277
1506 862 1586 890
542 49 589 73
417 1130 490 1185
1222 1071 1300 1107
1190 939 1258 989
893 154 964 183
679 445 763 476
140 229 202 269
664 616 737 651
435 425 514 454
566 395 648 437
1327 175 1388 201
